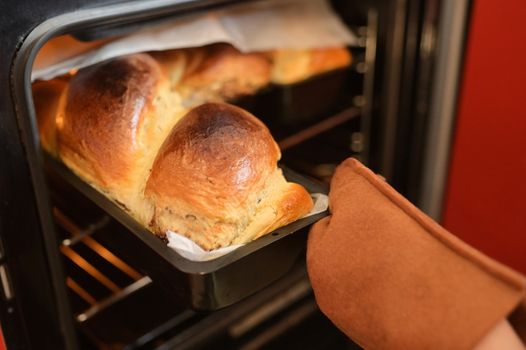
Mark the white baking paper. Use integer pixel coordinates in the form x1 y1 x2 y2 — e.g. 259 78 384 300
167 192 328 261
32 0 357 81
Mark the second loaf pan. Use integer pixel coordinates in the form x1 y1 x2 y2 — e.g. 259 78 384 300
46 156 328 310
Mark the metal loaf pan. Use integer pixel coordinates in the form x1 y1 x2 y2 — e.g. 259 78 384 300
45 156 328 311
237 66 360 131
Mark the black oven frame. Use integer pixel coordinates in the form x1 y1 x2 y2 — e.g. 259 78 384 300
0 0 441 348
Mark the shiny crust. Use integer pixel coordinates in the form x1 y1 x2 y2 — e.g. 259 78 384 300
151 49 189 88
156 44 271 107
57 53 185 225
60 53 160 185
145 103 313 250
151 47 207 88
269 47 352 85
32 78 68 156
34 49 312 250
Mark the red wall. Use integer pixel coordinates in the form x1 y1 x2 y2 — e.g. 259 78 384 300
0 328 5 350
443 0 526 273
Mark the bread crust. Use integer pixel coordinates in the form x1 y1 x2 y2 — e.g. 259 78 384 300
269 47 352 84
154 44 271 107
57 53 185 224
146 103 313 250
59 53 160 186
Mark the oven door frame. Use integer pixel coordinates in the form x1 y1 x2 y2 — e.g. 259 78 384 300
1 0 444 347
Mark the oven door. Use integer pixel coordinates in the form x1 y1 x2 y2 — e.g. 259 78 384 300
1 0 440 348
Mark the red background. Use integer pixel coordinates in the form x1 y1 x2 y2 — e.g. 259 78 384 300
443 0 526 273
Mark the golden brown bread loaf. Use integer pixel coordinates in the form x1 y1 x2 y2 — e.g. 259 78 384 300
268 47 352 85
57 53 186 225
152 44 271 108
145 103 313 250
33 51 313 250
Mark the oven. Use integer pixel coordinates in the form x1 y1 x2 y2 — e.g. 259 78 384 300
0 0 462 348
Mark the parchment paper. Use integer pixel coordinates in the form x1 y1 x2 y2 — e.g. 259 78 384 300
32 0 357 81
167 193 328 261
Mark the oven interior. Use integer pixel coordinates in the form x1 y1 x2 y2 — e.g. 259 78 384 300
19 0 395 348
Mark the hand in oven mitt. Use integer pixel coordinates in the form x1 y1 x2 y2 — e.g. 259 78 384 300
307 158 526 349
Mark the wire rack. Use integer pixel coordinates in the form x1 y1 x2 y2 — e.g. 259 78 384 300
53 207 152 323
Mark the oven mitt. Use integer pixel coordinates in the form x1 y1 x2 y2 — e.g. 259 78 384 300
307 158 526 349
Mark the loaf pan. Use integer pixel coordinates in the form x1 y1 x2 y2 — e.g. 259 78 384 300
45 156 328 310
237 66 361 133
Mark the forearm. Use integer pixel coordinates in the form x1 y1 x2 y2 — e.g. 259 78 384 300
474 320 524 350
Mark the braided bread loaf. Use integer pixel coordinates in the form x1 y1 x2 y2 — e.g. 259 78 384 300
34 47 313 250
267 47 352 85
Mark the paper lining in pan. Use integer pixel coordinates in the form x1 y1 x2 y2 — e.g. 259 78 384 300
167 192 328 261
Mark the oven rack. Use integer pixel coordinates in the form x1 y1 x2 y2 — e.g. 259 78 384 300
52 203 201 348
53 207 152 323
53 201 327 349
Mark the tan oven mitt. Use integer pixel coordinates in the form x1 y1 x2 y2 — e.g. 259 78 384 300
307 158 526 349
